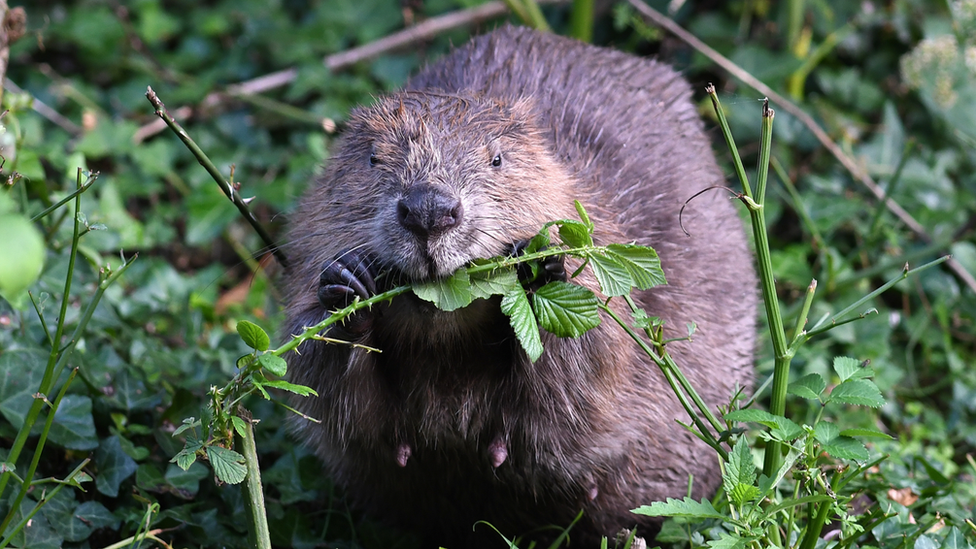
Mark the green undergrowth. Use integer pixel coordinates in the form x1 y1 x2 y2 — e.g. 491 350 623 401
2 0 975 548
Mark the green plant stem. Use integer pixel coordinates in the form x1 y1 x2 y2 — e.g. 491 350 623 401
787 21 855 100
0 169 84 510
707 84 754 199
521 0 551 32
0 458 90 549
0 368 79 544
145 86 288 269
569 0 593 42
771 156 824 250
29 172 98 222
806 256 950 337
236 409 272 549
791 279 817 344
99 529 168 549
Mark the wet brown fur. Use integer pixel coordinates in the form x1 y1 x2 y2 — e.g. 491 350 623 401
284 26 757 547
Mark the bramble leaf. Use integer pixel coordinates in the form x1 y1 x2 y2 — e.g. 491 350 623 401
206 446 247 485
605 244 666 290
501 286 543 362
237 320 270 351
469 268 518 300
413 269 472 311
532 282 600 337
258 354 287 377
589 253 632 297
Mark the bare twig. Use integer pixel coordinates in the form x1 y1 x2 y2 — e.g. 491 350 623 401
145 86 289 269
135 0 565 141
627 0 976 294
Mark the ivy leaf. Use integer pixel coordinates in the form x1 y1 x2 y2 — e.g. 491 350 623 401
501 286 542 362
237 320 270 351
206 446 247 485
532 282 600 337
50 395 99 451
469 268 518 300
605 244 666 290
632 497 726 520
413 269 472 311
258 354 287 377
788 373 826 400
589 253 632 297
826 379 885 408
95 436 138 497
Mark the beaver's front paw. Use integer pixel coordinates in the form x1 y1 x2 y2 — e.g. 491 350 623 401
510 239 567 292
318 249 377 336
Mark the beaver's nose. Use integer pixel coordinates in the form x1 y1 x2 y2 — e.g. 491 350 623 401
396 185 463 240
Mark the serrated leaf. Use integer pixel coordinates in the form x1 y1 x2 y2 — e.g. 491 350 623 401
822 437 869 461
832 356 862 382
261 379 318 397
172 446 200 471
814 421 841 444
173 417 200 437
827 379 885 408
589 252 632 297
573 200 594 230
706 532 748 549
788 373 826 400
258 354 287 377
532 281 600 337
231 416 248 437
557 220 593 248
206 445 247 485
501 286 543 362
413 269 472 311
730 484 760 506
724 438 757 505
469 268 518 300
632 497 726 520
237 320 270 351
605 244 666 290
724 409 803 440
839 427 893 439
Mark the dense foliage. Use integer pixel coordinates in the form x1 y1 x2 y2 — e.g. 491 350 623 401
1 0 974 548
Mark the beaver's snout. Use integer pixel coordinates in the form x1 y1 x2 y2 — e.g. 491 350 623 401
396 185 464 240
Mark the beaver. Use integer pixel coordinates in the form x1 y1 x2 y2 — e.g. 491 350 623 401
283 25 757 547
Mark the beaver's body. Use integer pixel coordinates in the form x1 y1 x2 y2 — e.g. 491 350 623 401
284 26 756 547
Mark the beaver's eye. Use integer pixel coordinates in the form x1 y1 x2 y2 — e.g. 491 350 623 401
491 154 502 167
369 151 380 167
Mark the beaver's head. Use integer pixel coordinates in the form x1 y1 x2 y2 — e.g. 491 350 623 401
317 91 577 281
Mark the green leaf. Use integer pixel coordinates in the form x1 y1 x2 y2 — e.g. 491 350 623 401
0 348 46 429
206 445 247 485
50 395 99 451
788 373 826 400
501 285 543 362
532 281 600 337
469 267 519 300
573 200 594 231
832 356 875 381
826 379 885 408
724 409 803 440
589 252 633 297
557 220 593 248
165 461 209 496
839 427 893 439
231 416 249 437
258 354 287 376
172 444 201 471
413 269 472 311
724 438 758 506
95 436 139 497
237 320 270 351
0 214 45 306
706 532 749 549
605 244 666 290
632 497 727 520
173 417 200 437
822 437 869 461
261 379 318 397
813 421 840 445
940 527 973 549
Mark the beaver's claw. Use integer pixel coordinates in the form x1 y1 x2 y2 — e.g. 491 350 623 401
317 249 377 335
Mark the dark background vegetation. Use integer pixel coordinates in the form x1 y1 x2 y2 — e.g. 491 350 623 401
1 0 975 547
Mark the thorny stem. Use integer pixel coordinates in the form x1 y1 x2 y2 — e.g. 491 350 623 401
145 86 289 269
